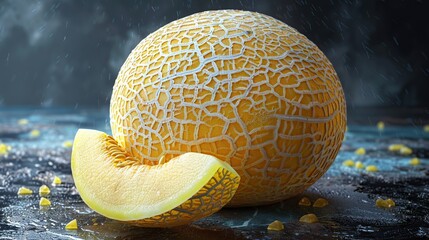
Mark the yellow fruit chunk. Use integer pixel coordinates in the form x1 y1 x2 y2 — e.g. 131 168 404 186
39 197 51 207
267 220 284 231
424 125 429 132
313 198 328 208
65 219 78 230
52 176 62 185
409 158 420 166
63 140 73 148
299 213 318 223
0 143 11 156
342 159 354 167
376 198 395 208
385 198 395 207
18 118 29 125
377 121 384 130
399 146 412 155
298 197 311 206
355 148 366 155
355 161 364 169
30 129 40 138
388 144 405 152
39 185 50 195
18 187 33 195
365 165 378 172
109 10 346 206
71 129 240 227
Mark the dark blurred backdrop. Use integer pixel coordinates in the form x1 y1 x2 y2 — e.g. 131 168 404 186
0 0 428 109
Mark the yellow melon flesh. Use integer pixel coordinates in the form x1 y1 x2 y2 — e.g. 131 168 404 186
71 129 240 227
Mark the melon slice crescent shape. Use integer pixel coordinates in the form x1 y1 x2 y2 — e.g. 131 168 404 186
71 129 240 227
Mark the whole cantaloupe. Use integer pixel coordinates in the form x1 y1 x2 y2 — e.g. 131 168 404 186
110 10 346 206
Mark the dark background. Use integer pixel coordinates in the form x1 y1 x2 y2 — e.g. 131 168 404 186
0 0 428 110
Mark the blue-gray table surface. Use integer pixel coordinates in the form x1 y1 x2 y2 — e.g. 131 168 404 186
0 108 428 240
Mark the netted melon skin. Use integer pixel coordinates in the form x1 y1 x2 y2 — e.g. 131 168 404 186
110 10 346 206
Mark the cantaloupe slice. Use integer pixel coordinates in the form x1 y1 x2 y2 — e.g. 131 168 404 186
71 129 240 227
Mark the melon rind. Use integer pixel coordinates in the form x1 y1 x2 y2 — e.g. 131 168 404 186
71 129 240 225
109 9 347 206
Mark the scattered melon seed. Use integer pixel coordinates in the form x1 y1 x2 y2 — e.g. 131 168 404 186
342 159 355 167
62 140 73 148
376 198 395 208
375 198 385 207
385 198 395 207
377 121 385 130
399 146 412 155
313 198 329 208
0 143 12 156
39 185 50 195
52 176 62 185
18 119 29 125
30 129 41 138
365 165 378 172
267 220 284 231
424 125 429 132
299 213 318 223
39 197 51 207
388 144 405 152
65 219 78 230
18 187 33 195
298 197 312 206
355 161 364 169
409 157 420 166
355 147 366 155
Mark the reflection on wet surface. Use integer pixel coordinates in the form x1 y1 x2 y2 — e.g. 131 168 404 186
0 108 428 239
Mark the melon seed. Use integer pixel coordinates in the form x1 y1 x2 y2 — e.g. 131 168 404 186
65 219 78 230
299 214 318 223
399 146 412 155
52 176 62 185
18 187 33 195
39 185 50 195
39 197 51 207
388 144 405 152
365 165 378 172
355 161 365 169
267 220 284 231
298 197 311 206
313 198 328 208
376 198 395 208
342 159 354 167
377 121 384 130
409 158 420 166
355 148 366 155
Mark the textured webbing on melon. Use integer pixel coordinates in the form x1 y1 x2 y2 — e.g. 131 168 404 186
109 10 347 206
104 135 140 167
128 167 240 227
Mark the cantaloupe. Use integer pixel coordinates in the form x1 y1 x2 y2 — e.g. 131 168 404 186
71 129 240 227
110 10 346 206
72 9 346 227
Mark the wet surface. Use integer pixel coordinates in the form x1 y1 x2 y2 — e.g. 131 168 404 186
0 108 428 239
